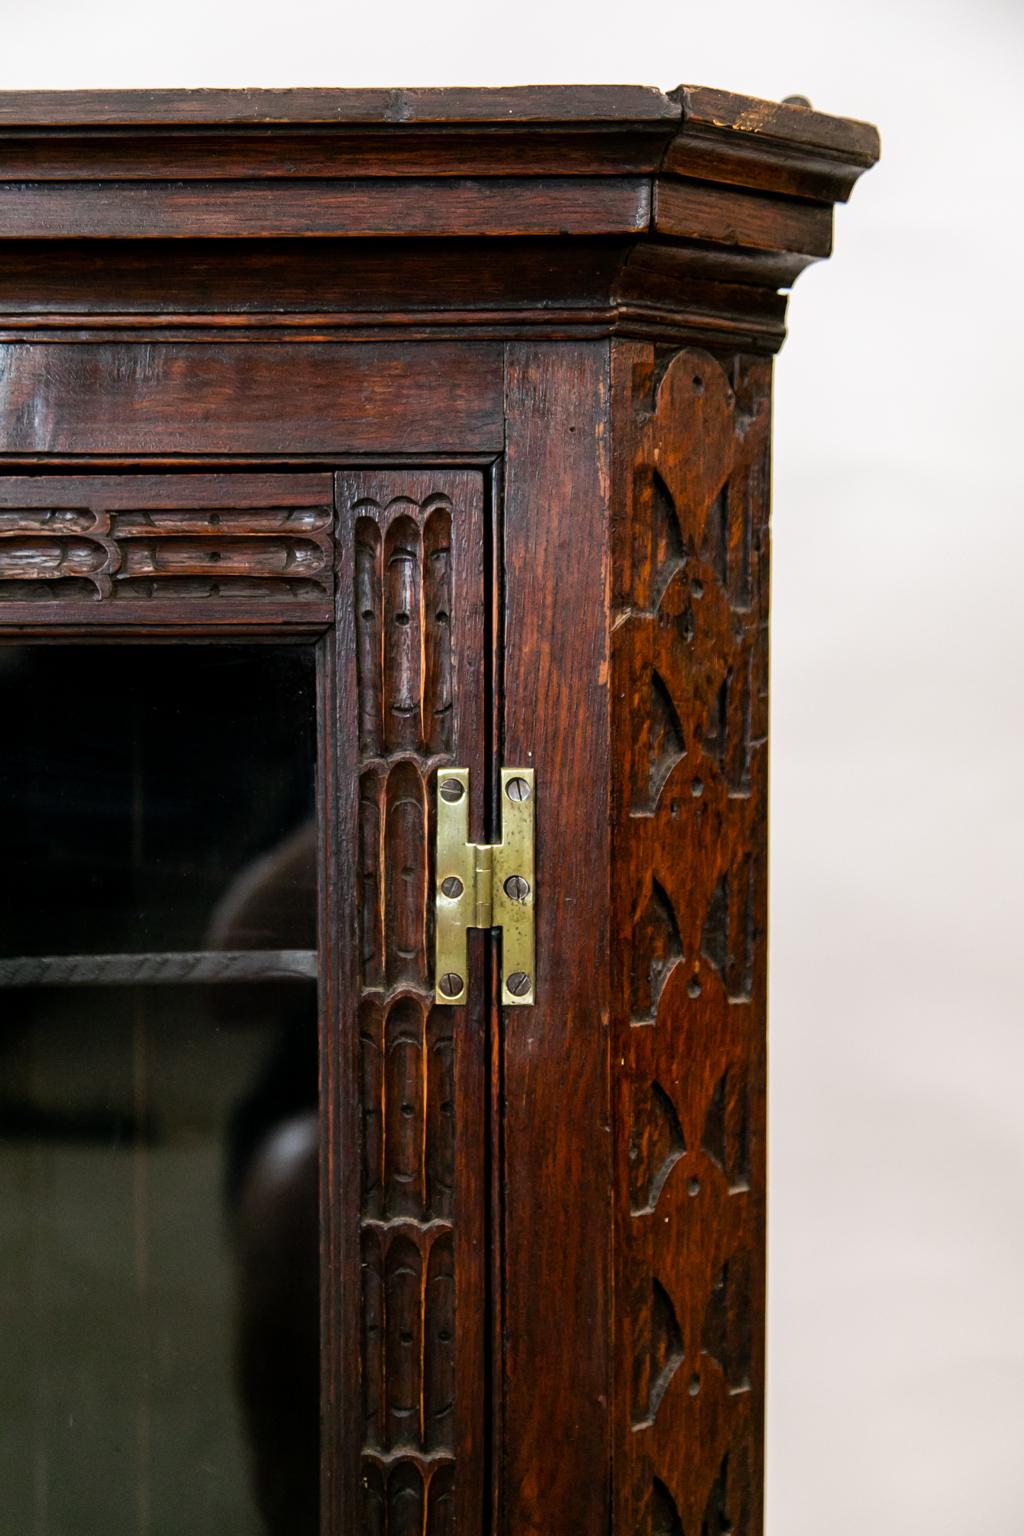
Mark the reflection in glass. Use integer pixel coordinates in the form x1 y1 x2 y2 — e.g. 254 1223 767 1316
0 645 319 1534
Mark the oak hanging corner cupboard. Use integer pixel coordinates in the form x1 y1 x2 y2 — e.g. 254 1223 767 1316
0 83 879 1536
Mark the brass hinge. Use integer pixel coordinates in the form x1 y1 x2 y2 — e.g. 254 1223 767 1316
434 766 535 1007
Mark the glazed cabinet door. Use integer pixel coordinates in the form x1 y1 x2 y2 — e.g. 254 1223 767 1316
0 467 492 1536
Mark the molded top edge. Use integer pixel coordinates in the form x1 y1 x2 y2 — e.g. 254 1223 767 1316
676 85 880 167
0 84 879 165
0 85 682 129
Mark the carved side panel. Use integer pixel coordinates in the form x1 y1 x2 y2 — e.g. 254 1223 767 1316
336 472 486 1535
0 473 333 606
611 345 770 1536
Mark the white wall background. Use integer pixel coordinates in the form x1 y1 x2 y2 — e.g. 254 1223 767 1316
2 1 1022 1530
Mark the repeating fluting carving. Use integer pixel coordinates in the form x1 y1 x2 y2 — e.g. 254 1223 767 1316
361 1226 455 1454
360 996 454 1222
0 475 333 603
354 499 455 758
348 486 464 1527
612 346 769 1535
361 1456 455 1536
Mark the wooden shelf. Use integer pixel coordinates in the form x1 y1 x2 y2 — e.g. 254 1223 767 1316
0 949 317 988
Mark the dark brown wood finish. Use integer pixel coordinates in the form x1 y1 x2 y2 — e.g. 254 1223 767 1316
0 237 796 347
333 470 488 1536
667 85 880 201
0 83 878 1536
501 342 612 1535
498 336 772 1536
0 85 680 127
0 178 653 240
652 177 833 260
609 343 771 1536
0 470 334 607
0 343 504 457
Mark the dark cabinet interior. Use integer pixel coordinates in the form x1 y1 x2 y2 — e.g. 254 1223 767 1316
0 643 319 1534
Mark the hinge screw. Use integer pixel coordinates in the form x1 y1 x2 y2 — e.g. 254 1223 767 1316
440 876 464 899
440 778 465 803
506 971 531 997
503 875 530 902
438 972 464 998
505 776 531 803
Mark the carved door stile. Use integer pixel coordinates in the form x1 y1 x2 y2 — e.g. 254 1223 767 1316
333 470 489 1536
610 342 771 1536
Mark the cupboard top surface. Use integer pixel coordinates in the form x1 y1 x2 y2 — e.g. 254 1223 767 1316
0 84 679 126
0 83 874 144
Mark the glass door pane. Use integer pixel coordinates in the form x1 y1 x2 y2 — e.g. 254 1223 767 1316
0 644 319 1536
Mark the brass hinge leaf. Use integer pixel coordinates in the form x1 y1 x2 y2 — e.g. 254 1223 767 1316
434 766 535 1006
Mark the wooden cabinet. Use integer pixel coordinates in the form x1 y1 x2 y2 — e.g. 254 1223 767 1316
0 84 878 1536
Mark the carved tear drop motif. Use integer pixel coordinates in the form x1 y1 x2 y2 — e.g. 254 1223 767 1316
0 473 334 605
632 879 684 1024
650 1478 685 1536
612 346 769 1536
338 471 486 1533
630 1081 686 1216
633 1278 685 1429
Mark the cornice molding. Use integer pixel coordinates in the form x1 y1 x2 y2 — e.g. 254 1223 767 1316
670 85 880 202
0 84 879 354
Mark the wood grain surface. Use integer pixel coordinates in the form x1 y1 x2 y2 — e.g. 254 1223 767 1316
609 342 771 1536
0 85 680 128
0 177 651 241
0 342 504 455
333 469 488 1536
0 80 880 1536
500 341 612 1536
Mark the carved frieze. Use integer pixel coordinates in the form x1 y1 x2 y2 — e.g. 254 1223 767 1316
0 473 333 605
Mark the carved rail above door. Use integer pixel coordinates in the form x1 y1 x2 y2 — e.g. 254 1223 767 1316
0 473 336 631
